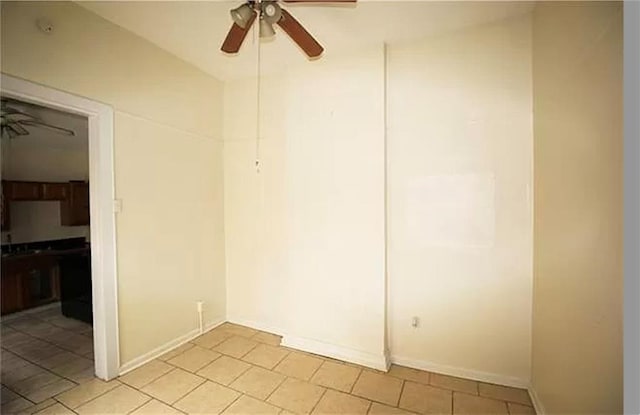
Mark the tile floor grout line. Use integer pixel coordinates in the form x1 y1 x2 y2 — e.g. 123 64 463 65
0 373 41 407
307 385 328 415
119 363 175 390
453 389 533 407
348 366 364 395
3 320 93 362
2 353 82 397
227 391 292 415
451 387 455 415
201 362 260 395
397 379 407 409
262 373 290 403
28 399 61 414
393 379 405 408
5 315 93 347
159 370 208 408
122 393 152 415
305 354 326 384
364 400 373 415
198 358 253 386
216 391 244 415
2 348 88 392
53 380 123 412
5 320 534 415
57 399 80 415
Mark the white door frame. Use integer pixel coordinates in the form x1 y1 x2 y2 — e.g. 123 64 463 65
1 74 120 380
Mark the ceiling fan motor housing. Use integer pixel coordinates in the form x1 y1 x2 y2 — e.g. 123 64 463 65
222 0 355 57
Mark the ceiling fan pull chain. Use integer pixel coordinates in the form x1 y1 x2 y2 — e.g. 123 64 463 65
255 8 262 174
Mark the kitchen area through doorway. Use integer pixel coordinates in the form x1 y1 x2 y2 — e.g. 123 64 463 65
1 96 96 404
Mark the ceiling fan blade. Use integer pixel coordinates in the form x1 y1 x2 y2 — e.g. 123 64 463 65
2 125 20 139
276 9 324 58
8 122 29 136
20 120 75 136
282 0 356 3
1 106 32 117
221 11 257 54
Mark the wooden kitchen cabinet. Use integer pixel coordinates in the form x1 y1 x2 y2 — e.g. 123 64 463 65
1 183 9 231
60 181 89 226
1 256 60 315
41 183 69 200
1 271 25 315
6 181 41 200
1 180 89 228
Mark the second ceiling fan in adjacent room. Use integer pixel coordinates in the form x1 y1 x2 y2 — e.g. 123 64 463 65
221 0 356 59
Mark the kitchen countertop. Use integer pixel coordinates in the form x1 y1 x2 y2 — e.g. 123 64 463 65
1 246 90 261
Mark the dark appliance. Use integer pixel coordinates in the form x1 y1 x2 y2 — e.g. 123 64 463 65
59 249 93 324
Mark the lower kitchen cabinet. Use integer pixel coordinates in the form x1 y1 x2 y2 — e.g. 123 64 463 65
1 185 9 231
1 272 25 315
1 256 60 315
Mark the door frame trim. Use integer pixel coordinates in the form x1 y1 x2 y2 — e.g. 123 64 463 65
1 73 120 380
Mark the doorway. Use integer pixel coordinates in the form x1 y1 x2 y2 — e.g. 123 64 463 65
1 74 119 381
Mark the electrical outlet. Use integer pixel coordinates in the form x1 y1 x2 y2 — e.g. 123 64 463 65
196 301 203 313
411 316 419 328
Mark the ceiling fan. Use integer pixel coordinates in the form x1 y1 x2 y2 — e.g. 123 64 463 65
221 0 356 59
1 99 75 139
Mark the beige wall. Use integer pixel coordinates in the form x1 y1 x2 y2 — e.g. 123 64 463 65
387 15 533 385
1 1 226 366
224 45 387 364
224 14 534 378
531 2 623 413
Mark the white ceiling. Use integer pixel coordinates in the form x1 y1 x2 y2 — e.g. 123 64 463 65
1 98 88 152
79 0 535 81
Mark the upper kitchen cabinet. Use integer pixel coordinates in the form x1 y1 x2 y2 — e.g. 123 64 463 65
5 180 41 200
41 183 69 200
1 180 89 227
60 181 89 226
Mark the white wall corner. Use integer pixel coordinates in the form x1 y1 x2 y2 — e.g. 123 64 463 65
227 317 286 337
390 355 530 389
118 317 225 376
282 334 389 372
383 348 391 371
527 384 546 415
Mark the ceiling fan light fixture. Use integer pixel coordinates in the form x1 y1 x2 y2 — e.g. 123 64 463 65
259 18 276 38
261 1 282 24
230 3 254 29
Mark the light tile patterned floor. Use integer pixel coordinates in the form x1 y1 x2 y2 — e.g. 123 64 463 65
1 305 94 414
2 313 536 415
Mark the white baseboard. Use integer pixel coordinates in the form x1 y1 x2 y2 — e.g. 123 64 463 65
527 384 546 415
219 318 533 395
228 317 388 371
119 318 224 376
383 349 392 371
282 334 389 371
390 355 530 389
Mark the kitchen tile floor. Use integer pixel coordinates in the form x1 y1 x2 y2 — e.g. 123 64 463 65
1 305 94 414
1 313 536 414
